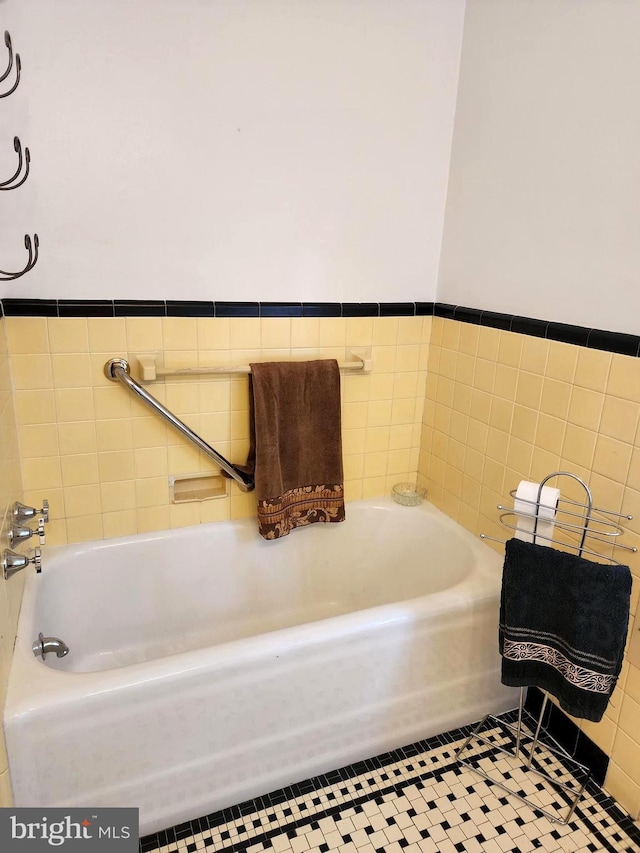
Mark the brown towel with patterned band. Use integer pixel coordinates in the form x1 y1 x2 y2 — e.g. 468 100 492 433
246 360 345 540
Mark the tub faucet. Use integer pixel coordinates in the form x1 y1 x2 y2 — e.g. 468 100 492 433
2 547 41 580
32 633 70 661
8 517 46 547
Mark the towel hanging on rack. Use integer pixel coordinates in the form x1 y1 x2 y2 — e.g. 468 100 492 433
245 359 345 540
499 537 632 722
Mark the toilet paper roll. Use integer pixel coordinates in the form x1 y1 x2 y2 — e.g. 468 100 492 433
514 480 560 547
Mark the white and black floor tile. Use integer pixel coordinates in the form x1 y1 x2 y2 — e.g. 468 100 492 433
139 711 640 853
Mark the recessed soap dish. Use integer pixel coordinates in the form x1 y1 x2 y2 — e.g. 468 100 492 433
170 473 228 503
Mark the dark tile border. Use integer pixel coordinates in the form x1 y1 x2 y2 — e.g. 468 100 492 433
511 315 549 338
380 302 414 317
58 300 115 318
2 298 58 317
260 302 303 318
1 299 639 357
587 328 640 357
166 301 214 317
114 300 165 317
301 302 341 317
214 302 260 318
480 310 512 331
341 303 379 317
453 306 482 325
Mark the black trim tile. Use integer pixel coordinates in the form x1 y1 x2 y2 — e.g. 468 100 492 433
58 300 115 317
214 301 259 318
547 703 580 756
547 322 591 347
587 328 640 357
301 302 341 317
259 302 303 318
114 300 166 317
453 306 482 325
414 302 435 316
480 310 512 331
341 303 379 317
2 298 58 316
379 302 415 317
433 303 456 319
575 731 609 787
511 315 549 338
166 301 214 317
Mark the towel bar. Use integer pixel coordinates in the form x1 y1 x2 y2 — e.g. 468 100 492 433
134 350 372 382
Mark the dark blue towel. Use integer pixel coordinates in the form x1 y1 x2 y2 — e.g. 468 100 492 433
499 538 632 722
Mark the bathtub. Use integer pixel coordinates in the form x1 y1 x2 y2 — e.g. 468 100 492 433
4 497 516 836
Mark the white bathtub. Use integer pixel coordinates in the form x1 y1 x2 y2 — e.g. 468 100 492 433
4 497 516 836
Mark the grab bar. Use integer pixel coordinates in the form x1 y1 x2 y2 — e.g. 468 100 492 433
104 358 254 492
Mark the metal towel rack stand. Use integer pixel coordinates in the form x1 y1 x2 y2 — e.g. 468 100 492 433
456 471 635 824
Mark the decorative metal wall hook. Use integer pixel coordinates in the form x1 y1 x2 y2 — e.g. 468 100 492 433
1 31 14 83
0 32 21 98
0 234 39 280
0 136 30 190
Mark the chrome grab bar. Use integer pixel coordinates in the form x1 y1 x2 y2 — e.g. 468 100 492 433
104 358 254 492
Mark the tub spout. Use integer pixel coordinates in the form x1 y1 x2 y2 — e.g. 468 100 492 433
32 633 69 661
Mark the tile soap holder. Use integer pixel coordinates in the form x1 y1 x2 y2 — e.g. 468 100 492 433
392 483 426 507
170 473 228 503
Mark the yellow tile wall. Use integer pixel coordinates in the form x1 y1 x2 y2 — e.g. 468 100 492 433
0 317 25 807
417 317 640 818
7 314 431 545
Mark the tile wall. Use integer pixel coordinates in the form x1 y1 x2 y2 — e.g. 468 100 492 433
417 316 640 818
0 317 25 807
5 314 431 546
3 307 640 820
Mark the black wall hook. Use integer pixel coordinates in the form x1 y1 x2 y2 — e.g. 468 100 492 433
0 31 13 83
0 136 30 190
0 31 21 98
0 234 39 280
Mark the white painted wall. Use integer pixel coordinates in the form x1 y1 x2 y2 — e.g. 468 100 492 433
0 0 465 302
438 0 640 335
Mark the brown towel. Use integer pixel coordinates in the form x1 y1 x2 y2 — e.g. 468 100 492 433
246 359 346 539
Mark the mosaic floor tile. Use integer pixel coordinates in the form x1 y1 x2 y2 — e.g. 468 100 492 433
140 711 640 853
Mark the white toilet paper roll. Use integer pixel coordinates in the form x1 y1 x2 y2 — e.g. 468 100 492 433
514 480 560 547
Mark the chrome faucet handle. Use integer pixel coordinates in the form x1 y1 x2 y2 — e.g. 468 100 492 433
13 499 49 524
3 547 41 579
8 517 45 546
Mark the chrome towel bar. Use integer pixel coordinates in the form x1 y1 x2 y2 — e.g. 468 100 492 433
104 358 254 492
